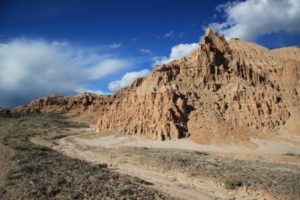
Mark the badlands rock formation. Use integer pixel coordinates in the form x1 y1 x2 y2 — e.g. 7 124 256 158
11 93 112 124
96 29 298 143
11 28 300 144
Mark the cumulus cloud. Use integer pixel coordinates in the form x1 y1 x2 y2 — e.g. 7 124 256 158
108 69 150 92
154 43 198 66
88 59 130 79
0 39 131 107
208 0 300 41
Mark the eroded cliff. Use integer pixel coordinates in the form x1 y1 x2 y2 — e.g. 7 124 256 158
96 28 299 143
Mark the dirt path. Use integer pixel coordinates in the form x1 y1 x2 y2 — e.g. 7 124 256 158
52 137 232 200
30 128 300 200
31 132 288 200
69 133 300 165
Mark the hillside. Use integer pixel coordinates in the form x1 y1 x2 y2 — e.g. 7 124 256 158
11 28 300 145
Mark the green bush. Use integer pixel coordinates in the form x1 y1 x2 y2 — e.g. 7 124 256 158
11 142 32 151
117 184 134 196
4 170 18 186
224 177 243 189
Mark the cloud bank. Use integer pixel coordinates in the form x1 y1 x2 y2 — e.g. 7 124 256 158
108 69 150 92
154 43 198 66
209 0 300 41
0 39 131 107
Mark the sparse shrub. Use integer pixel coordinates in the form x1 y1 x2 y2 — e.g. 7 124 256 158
117 184 134 196
16 163 35 173
47 185 61 196
31 144 49 151
194 151 209 156
56 177 67 186
31 149 48 156
0 113 166 199
4 170 17 186
11 142 32 151
1 136 9 145
33 184 47 195
5 172 14 182
189 171 199 177
52 135 67 140
224 177 243 189
284 153 296 156
132 176 153 185
98 163 108 168
284 153 300 157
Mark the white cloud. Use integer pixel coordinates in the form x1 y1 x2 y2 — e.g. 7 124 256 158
52 41 69 47
75 88 110 95
108 69 151 92
140 48 152 55
109 42 122 49
0 39 131 107
100 42 122 49
154 43 198 66
209 0 300 41
163 31 186 39
164 30 174 38
88 59 130 79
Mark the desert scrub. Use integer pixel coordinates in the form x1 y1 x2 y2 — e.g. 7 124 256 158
284 153 300 157
224 177 243 190
4 170 16 186
0 113 167 199
117 184 134 196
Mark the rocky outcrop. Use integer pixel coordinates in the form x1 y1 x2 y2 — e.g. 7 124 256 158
96 88 189 140
0 107 9 114
10 93 113 124
11 28 300 144
11 93 105 113
96 28 298 143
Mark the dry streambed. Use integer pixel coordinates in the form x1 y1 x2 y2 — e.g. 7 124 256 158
50 134 300 200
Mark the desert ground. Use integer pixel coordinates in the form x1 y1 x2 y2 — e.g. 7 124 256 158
1 113 299 200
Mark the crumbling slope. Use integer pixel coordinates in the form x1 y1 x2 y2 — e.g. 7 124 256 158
96 28 299 144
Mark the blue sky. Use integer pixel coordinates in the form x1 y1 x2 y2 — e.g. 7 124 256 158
0 0 300 107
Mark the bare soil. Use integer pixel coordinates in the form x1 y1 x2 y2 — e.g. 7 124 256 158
45 133 300 200
0 113 168 200
1 113 300 200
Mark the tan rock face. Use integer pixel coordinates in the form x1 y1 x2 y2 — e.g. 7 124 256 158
10 93 113 124
11 93 102 112
11 28 300 144
96 29 298 142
